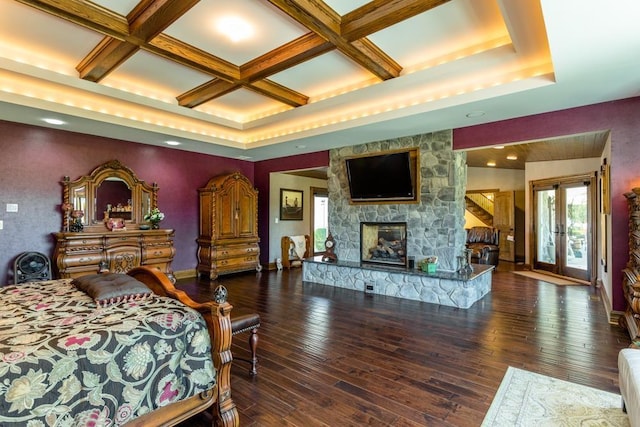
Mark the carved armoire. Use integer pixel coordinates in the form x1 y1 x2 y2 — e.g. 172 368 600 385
197 172 261 280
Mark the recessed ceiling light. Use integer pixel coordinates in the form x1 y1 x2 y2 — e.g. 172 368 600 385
43 118 65 125
506 154 518 160
296 145 306 149
465 111 485 118
165 140 181 146
493 145 504 149
216 16 254 43
486 161 496 167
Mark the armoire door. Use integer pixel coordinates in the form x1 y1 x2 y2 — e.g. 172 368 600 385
216 183 237 239
236 179 257 238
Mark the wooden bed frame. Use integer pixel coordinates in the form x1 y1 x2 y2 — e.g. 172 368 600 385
281 235 311 268
124 267 238 427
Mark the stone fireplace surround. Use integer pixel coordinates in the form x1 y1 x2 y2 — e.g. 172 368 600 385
327 130 467 269
301 130 494 308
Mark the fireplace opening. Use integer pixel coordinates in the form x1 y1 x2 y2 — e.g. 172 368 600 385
360 222 407 267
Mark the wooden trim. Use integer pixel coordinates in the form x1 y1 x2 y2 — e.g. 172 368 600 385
529 172 597 284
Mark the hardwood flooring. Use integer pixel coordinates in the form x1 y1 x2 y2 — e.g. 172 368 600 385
176 263 630 426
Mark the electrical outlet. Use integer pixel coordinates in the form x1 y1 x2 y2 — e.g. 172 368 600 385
6 203 18 213
365 283 375 294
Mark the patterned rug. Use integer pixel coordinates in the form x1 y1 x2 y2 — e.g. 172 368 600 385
482 367 629 426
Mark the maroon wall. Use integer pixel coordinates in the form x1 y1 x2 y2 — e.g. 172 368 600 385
0 120 253 283
2 95 638 311
254 151 330 266
454 97 640 311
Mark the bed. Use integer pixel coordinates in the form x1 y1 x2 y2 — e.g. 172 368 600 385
0 266 238 427
281 235 311 269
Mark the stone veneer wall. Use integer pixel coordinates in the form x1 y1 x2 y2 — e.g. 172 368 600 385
327 130 467 271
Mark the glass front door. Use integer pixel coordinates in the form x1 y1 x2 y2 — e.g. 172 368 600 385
533 177 592 282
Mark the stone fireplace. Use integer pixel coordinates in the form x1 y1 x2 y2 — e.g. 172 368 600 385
326 130 467 271
303 130 493 309
360 222 407 267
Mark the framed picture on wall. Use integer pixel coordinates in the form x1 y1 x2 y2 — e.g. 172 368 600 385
280 189 303 220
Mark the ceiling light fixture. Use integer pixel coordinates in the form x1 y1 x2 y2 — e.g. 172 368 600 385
42 118 65 125
493 145 504 149
486 161 496 167
216 16 254 43
506 154 518 160
165 140 181 146
465 111 485 118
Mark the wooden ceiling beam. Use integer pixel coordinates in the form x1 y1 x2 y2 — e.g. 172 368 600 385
76 38 139 82
249 80 308 107
267 0 401 80
156 34 308 108
76 0 199 82
341 0 451 42
127 0 199 41
14 0 129 40
147 34 240 80
240 33 334 83
177 80 240 108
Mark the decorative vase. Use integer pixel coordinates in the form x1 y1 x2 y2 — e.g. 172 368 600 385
69 219 83 232
151 221 160 229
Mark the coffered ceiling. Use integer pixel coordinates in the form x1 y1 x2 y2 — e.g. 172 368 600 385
0 0 638 161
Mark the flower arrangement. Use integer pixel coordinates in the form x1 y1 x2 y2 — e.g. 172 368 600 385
70 210 84 232
144 208 165 228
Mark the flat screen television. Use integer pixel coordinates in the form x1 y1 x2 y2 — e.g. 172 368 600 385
345 150 416 202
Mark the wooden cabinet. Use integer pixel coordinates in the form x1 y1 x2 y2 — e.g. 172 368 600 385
197 172 261 280
53 229 175 281
623 188 640 340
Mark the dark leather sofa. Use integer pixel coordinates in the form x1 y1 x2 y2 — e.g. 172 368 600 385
466 226 500 266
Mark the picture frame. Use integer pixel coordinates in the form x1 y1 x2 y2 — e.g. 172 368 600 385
280 188 303 220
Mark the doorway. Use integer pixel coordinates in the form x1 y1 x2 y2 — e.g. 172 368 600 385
310 187 328 255
531 173 596 283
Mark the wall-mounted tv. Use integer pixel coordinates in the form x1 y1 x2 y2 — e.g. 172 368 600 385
345 148 419 203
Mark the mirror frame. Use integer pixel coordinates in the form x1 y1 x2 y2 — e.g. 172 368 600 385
61 159 158 232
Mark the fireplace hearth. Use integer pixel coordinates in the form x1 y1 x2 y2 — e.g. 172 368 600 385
360 222 407 267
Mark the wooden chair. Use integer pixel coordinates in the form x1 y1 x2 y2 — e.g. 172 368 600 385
281 235 311 268
230 313 261 376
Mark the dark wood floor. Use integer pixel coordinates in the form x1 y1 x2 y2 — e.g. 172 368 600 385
176 263 630 426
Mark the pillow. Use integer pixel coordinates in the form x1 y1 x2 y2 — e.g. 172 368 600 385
73 273 152 307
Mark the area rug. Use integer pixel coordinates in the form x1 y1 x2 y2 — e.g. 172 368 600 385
512 270 584 285
482 366 628 426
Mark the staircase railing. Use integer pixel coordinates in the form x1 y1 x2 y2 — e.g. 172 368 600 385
466 192 494 215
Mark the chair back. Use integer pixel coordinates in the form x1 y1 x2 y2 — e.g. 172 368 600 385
466 227 499 245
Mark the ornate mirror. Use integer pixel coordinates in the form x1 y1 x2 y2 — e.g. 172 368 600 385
61 160 158 232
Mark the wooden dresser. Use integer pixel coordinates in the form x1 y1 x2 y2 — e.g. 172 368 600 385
54 229 175 281
197 172 261 280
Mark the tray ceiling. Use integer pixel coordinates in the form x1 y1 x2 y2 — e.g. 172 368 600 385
0 0 638 161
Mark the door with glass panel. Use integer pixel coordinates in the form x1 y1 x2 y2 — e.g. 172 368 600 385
532 174 595 282
310 187 328 255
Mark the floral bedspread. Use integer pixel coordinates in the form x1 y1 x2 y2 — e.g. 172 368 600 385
0 279 216 426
